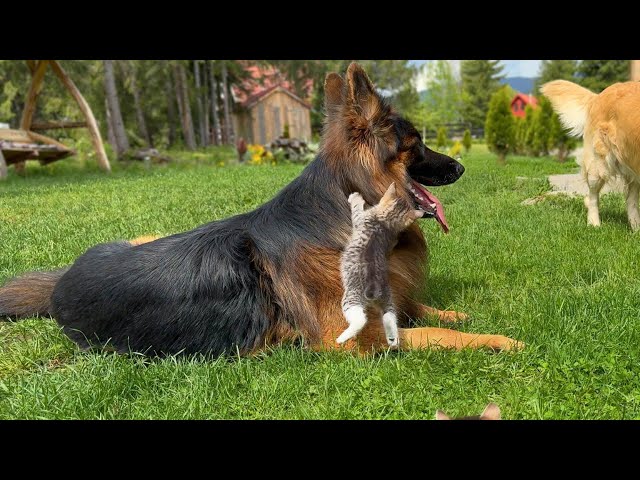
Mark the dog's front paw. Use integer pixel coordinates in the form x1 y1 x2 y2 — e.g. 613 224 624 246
489 336 525 352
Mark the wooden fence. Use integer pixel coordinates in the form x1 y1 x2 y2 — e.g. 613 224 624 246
422 123 483 140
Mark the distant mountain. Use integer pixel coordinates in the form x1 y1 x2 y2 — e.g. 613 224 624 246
418 76 538 100
501 76 537 94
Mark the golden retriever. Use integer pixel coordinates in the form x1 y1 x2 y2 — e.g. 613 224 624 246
541 80 640 230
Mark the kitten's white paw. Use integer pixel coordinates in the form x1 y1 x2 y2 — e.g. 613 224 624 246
338 306 367 344
337 327 358 344
348 192 364 205
382 311 399 348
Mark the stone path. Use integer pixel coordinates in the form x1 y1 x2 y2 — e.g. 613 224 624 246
547 173 625 196
521 147 626 205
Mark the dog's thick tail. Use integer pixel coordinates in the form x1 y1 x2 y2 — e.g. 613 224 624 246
0 268 68 319
540 80 596 137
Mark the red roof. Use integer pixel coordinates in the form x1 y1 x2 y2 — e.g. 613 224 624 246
511 93 538 118
232 65 312 109
511 93 538 108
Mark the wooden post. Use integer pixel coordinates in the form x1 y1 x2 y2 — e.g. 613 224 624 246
632 60 640 82
26 130 73 150
31 120 87 130
49 61 111 172
0 148 7 180
21 61 49 130
15 60 49 174
26 60 37 75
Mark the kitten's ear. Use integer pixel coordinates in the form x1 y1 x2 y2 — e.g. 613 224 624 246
382 182 397 200
435 410 451 420
480 403 501 420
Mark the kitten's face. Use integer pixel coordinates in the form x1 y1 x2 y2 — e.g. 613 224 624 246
435 403 502 420
374 182 424 233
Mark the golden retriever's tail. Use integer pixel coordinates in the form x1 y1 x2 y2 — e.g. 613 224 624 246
540 80 596 137
0 268 68 319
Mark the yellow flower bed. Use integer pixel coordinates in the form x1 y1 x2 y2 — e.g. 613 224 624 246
247 144 275 165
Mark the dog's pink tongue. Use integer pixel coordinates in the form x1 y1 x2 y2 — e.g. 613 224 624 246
411 181 449 234
423 189 449 234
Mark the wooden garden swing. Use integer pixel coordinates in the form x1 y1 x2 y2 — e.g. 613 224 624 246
0 60 111 179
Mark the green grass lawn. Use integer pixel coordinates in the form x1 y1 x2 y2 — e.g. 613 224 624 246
2 145 640 419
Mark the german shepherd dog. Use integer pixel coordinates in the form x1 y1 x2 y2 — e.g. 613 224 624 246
0 63 520 356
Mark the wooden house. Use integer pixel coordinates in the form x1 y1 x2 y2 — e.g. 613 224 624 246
511 93 538 118
232 66 312 145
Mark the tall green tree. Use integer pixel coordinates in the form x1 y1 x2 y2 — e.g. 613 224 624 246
549 110 577 162
577 60 630 92
462 129 472 153
461 60 505 129
120 60 152 147
535 60 578 92
208 61 222 145
103 60 130 158
533 97 554 156
523 104 539 156
484 86 514 163
513 116 526 155
436 126 448 150
423 60 461 126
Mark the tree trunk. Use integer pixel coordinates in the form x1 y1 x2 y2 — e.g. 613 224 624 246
0 149 8 180
122 61 152 147
105 98 117 149
209 61 222 145
221 62 234 144
203 62 211 145
193 61 207 147
497 152 506 165
173 62 196 150
557 147 567 163
103 60 130 158
164 61 177 146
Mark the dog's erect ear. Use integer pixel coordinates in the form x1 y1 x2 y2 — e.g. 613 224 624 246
480 403 501 420
345 62 383 121
435 410 451 420
324 73 345 114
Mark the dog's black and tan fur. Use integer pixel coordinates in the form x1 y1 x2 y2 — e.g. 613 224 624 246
0 63 520 356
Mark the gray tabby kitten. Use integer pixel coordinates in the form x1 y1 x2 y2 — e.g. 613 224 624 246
337 182 424 346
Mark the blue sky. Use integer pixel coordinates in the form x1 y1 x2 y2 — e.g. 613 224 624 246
411 60 541 77
501 60 541 77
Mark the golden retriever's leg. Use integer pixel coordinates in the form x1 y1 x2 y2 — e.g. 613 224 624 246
584 173 604 227
419 304 468 323
129 235 161 245
399 326 523 352
625 181 640 231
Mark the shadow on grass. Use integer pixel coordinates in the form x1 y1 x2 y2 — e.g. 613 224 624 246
418 274 487 325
